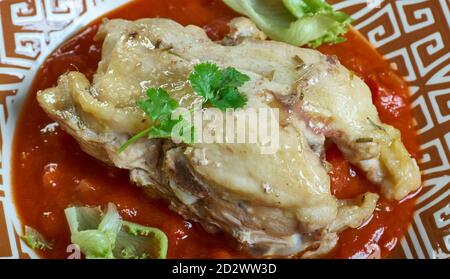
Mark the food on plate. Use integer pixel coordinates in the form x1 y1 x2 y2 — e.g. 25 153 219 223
35 16 420 257
65 203 168 259
20 226 53 251
223 0 353 47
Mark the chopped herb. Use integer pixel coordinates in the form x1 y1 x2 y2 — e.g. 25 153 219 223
21 226 53 250
299 91 305 100
294 55 304 64
154 39 173 51
367 117 386 131
119 88 193 153
355 137 374 143
349 71 355 80
188 62 249 110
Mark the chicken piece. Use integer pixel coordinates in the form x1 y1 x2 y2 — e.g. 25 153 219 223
222 17 267 45
283 54 421 200
37 17 420 257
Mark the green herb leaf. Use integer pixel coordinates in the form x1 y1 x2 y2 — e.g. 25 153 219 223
210 87 248 110
188 62 249 110
355 137 374 143
119 88 193 152
120 63 248 152
137 88 179 123
218 67 251 89
223 0 353 48
20 226 53 250
188 62 222 102
367 117 386 132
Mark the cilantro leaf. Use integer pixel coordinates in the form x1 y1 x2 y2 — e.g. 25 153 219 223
119 63 249 152
137 88 178 121
119 88 193 153
210 87 248 110
188 63 221 102
217 67 250 89
148 116 183 139
188 63 249 110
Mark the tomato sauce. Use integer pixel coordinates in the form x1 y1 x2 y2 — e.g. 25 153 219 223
12 0 420 259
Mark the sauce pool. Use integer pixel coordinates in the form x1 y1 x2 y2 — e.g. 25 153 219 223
12 0 420 259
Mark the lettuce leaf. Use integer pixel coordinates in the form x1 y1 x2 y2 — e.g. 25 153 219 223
20 226 53 250
64 203 168 259
115 221 168 259
65 204 118 259
223 0 352 47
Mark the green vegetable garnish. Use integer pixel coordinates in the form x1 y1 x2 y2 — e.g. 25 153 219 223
64 203 168 259
119 63 249 152
117 221 168 259
136 88 190 140
223 0 353 47
20 226 53 250
355 137 374 143
119 88 193 153
188 62 249 110
367 117 386 132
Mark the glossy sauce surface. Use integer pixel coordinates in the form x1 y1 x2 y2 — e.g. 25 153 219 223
12 0 420 259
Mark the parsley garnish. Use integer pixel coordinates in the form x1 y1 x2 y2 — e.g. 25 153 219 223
188 62 249 110
119 63 250 152
118 88 191 153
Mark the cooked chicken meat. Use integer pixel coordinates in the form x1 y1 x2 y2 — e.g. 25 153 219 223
37 18 421 257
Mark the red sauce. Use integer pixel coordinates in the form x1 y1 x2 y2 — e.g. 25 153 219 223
12 0 420 259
